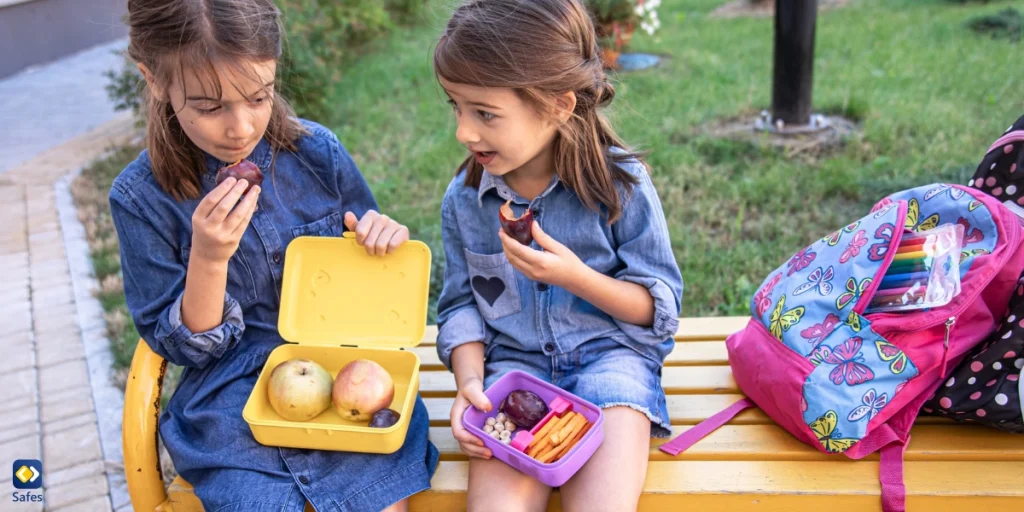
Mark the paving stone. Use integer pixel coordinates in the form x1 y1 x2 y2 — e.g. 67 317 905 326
42 422 103 472
43 472 108 510
39 359 88 395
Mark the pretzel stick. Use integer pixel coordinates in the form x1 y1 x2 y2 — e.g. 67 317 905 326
549 413 586 446
533 412 574 448
537 416 588 464
552 421 592 462
527 413 562 449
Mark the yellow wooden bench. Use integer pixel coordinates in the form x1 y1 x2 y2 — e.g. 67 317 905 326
123 317 1024 511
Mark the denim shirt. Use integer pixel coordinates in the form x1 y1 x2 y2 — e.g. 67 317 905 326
109 119 438 510
435 155 685 371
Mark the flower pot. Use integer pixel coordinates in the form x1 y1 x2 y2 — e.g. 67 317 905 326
600 47 621 69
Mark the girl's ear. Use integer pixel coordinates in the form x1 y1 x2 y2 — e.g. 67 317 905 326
137 62 165 101
553 91 577 124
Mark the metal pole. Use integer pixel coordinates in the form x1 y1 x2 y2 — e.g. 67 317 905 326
771 0 818 126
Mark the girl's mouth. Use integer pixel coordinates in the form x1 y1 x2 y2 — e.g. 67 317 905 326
474 151 496 165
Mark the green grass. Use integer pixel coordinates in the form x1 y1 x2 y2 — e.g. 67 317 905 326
76 0 1024 383
323 0 1022 316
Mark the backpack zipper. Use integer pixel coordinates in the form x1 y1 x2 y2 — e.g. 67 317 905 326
940 316 955 379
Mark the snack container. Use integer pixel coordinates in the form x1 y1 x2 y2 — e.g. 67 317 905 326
242 233 430 454
463 370 604 487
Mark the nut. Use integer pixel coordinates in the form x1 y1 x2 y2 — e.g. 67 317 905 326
486 417 496 426
493 422 505 432
496 413 507 423
489 430 501 439
500 430 512 440
483 424 494 434
501 437 512 445
505 421 516 432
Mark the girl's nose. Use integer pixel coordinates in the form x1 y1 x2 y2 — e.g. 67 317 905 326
455 117 479 146
226 107 256 140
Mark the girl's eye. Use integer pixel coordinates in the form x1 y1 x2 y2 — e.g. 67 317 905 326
447 99 461 114
478 110 495 121
251 96 269 105
195 105 220 115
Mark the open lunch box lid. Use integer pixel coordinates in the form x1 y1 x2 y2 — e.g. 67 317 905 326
277 233 431 349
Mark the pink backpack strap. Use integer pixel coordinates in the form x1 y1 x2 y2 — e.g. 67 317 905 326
659 398 755 456
879 438 909 512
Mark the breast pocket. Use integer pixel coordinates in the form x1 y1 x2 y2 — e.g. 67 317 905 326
291 211 345 238
464 249 521 320
181 245 258 307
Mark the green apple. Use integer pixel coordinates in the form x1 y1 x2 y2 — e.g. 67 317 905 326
267 358 333 422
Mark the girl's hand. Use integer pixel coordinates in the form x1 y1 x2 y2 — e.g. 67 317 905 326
450 376 494 459
499 221 585 289
191 177 260 264
344 210 410 256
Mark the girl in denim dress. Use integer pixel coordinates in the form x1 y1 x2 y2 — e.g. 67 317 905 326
433 1 684 509
109 1 438 510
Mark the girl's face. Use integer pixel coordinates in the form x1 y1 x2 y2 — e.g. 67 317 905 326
440 78 564 179
142 59 276 163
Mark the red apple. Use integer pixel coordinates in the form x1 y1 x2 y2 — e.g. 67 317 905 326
216 159 264 188
499 199 534 245
332 359 395 422
266 358 333 422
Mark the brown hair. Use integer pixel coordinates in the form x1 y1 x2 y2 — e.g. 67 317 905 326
434 0 645 222
127 0 306 201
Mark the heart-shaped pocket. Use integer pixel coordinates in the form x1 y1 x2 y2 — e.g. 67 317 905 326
472 276 506 306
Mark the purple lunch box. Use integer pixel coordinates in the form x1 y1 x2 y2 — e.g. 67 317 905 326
462 370 605 487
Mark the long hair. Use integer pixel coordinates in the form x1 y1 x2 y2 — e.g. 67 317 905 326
127 0 306 200
434 0 645 222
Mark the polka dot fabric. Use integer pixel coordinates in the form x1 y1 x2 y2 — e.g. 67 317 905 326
922 289 1024 432
967 114 1024 206
922 116 1024 433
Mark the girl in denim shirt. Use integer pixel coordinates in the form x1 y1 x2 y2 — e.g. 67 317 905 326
434 0 684 509
108 1 438 510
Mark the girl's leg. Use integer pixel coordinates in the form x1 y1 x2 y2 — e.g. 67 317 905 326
558 406 651 512
467 457 552 511
382 498 408 512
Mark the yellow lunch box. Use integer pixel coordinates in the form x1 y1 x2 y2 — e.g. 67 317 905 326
242 232 431 454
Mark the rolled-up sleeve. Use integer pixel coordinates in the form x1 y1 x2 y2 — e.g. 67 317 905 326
611 167 684 345
109 185 245 369
436 193 488 371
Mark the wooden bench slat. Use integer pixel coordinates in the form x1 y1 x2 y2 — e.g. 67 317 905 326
412 341 729 370
413 461 1024 510
419 366 737 397
416 317 749 346
423 395 954 427
428 424 1024 462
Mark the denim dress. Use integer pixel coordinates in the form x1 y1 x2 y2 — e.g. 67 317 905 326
435 154 684 437
109 119 439 511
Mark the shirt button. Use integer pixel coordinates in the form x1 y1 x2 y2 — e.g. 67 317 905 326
273 252 282 264
537 283 548 292
544 343 555 353
299 476 310 485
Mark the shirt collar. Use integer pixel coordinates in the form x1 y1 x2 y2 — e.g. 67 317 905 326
477 170 562 208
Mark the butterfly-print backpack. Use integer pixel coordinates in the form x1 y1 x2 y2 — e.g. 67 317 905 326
659 182 1024 511
921 116 1024 432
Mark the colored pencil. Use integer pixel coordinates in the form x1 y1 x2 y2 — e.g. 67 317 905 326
880 271 931 287
892 251 930 262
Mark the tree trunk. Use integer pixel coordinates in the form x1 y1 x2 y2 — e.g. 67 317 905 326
771 0 818 126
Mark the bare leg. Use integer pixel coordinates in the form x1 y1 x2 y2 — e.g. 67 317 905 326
467 456 552 512
381 498 407 512
558 407 650 512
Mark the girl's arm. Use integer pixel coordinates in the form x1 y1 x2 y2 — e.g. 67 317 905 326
500 167 683 344
182 178 260 332
499 225 654 326
109 176 252 369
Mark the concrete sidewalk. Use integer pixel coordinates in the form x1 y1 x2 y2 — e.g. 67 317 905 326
0 112 135 512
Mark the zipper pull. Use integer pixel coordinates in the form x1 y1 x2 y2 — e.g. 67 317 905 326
940 316 955 379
